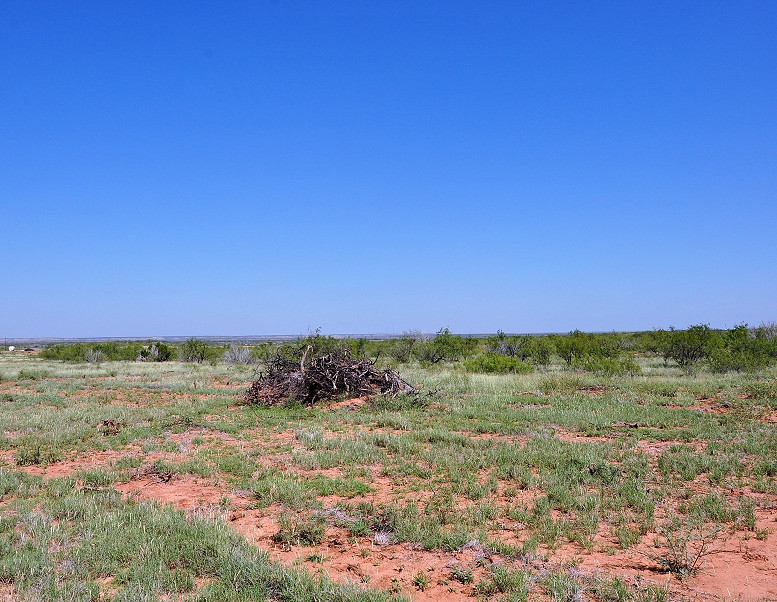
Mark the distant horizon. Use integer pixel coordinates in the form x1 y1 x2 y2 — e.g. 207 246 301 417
4 320 775 346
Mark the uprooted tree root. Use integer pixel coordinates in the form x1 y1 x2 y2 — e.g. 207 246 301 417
244 346 416 406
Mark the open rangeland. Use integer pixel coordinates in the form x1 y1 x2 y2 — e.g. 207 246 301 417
0 349 775 601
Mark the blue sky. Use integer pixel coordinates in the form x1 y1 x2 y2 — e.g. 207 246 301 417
2 1 775 337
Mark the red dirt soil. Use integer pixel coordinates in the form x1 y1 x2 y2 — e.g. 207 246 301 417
5 428 777 601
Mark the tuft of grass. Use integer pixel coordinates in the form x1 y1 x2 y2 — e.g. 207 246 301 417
16 369 51 381
411 570 429 591
272 511 327 547
450 566 474 584
475 566 529 599
14 436 61 466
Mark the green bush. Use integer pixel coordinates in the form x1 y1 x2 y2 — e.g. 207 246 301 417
707 325 776 373
464 354 534 374
385 333 419 363
414 328 478 364
658 325 714 372
486 331 555 366
552 330 620 366
39 341 146 363
138 342 173 362
179 339 220 364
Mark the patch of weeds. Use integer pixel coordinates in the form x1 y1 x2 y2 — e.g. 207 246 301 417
615 525 642 550
475 566 529 598
635 381 679 399
543 571 584 601
537 374 584 396
467 501 499 525
755 458 777 477
14 436 61 466
743 380 777 403
75 468 126 487
657 446 712 482
0 470 42 500
172 456 215 478
450 566 474 584
593 576 669 601
570 509 600 551
735 498 757 531
536 515 567 549
112 455 143 470
305 553 326 563
463 476 499 501
249 469 311 508
307 474 372 498
679 493 756 530
212 449 255 480
412 570 430 591
16 369 50 381
368 394 430 411
650 517 723 577
272 511 327 547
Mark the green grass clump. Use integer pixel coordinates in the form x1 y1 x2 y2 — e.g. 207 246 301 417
273 511 327 547
0 470 399 602
14 436 61 466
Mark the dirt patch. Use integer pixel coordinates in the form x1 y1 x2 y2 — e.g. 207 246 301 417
14 447 141 478
327 396 369 410
554 429 612 444
116 474 233 510
230 512 494 602
0 583 17 602
572 516 777 601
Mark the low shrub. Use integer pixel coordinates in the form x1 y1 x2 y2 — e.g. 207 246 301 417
650 517 723 577
40 341 146 363
487 331 555 365
464 354 534 374
16 369 50 381
223 343 254 365
179 339 220 364
137 342 173 362
414 328 478 364
552 330 621 366
707 325 776 373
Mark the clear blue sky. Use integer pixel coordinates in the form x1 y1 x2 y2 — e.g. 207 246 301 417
2 1 775 337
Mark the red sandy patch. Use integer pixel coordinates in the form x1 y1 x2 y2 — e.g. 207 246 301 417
554 429 612 444
14 447 141 478
327 397 369 410
5 419 776 602
116 474 233 511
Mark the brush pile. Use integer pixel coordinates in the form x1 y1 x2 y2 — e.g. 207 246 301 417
244 346 415 406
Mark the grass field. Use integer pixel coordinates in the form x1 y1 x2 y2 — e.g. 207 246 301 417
0 347 775 601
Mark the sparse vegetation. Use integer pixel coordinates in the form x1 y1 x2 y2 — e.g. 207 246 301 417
1 324 775 600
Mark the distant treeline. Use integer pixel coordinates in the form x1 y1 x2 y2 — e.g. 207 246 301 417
37 324 777 375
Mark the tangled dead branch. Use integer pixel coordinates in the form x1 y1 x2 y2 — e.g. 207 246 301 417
244 346 415 406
